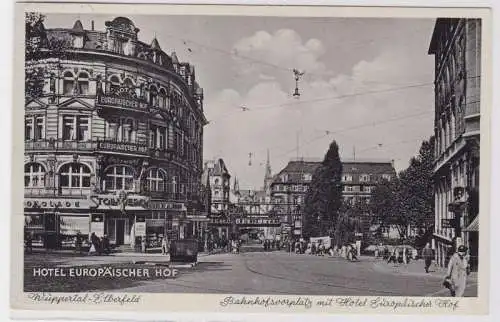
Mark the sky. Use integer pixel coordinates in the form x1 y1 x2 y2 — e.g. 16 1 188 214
43 14 436 190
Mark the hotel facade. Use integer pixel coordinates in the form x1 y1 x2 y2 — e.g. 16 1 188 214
24 17 208 249
428 18 481 269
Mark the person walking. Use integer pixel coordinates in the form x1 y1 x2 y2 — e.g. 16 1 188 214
161 237 168 255
141 237 147 253
444 245 470 297
422 243 434 273
88 232 98 256
388 248 397 265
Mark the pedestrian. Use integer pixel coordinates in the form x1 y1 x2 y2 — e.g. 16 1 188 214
88 232 98 256
402 247 407 264
25 232 33 254
443 245 470 297
161 237 168 255
388 248 397 265
141 237 147 253
422 243 434 273
102 234 111 255
350 247 358 261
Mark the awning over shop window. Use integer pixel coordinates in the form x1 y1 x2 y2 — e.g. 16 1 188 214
60 216 89 235
464 215 479 232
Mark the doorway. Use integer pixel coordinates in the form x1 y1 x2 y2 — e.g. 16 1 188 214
116 220 125 245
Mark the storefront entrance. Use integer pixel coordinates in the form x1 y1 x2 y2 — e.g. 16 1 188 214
108 218 128 246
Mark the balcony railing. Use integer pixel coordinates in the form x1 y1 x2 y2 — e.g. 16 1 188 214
24 139 174 158
25 187 90 197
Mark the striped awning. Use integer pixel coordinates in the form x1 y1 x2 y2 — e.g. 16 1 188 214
464 216 479 232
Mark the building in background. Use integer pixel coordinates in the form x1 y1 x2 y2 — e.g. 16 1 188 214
270 158 396 240
428 18 481 269
203 158 233 239
24 17 207 249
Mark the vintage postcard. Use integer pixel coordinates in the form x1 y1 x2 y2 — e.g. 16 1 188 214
11 1 492 318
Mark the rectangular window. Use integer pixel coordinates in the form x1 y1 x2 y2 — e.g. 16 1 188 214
25 118 34 140
77 116 89 141
63 116 75 140
342 175 353 182
35 117 45 140
159 131 165 149
149 129 156 148
62 115 89 141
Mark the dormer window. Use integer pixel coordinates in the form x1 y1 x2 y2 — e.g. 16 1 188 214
303 173 312 182
281 174 288 183
342 174 353 182
359 174 370 182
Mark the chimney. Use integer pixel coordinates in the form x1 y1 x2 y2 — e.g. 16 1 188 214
91 20 95 31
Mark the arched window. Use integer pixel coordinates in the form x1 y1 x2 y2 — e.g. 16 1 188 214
59 163 91 188
146 168 165 192
63 71 75 95
149 85 158 106
103 165 134 191
77 72 89 95
159 88 167 109
24 163 46 187
109 75 120 94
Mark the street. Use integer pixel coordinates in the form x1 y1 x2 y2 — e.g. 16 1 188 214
111 247 477 296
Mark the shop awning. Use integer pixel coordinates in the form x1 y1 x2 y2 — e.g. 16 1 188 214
464 216 479 232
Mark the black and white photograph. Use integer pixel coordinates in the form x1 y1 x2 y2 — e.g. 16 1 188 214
14 3 491 314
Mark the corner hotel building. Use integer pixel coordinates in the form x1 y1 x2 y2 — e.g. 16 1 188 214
24 17 208 248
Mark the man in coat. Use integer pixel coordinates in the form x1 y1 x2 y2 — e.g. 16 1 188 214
444 245 470 297
422 243 434 273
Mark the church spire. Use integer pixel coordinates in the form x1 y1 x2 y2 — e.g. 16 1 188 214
264 149 272 192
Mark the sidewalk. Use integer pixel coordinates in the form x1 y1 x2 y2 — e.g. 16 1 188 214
372 258 478 283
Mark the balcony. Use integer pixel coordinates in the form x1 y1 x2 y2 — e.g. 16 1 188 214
25 140 97 152
25 187 90 197
25 139 151 156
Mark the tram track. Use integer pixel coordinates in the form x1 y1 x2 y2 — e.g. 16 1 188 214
241 253 405 296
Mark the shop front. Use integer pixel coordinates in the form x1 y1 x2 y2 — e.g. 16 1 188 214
24 197 91 249
88 193 150 247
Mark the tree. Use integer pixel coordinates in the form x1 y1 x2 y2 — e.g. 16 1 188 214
396 136 435 240
303 140 343 237
370 178 399 232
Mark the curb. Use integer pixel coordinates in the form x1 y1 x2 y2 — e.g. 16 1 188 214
131 260 197 268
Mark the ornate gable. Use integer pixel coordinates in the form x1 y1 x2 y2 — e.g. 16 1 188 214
58 97 94 110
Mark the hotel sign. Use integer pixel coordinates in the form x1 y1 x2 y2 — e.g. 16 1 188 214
89 194 150 210
97 141 149 154
150 201 187 211
96 95 148 110
24 198 89 209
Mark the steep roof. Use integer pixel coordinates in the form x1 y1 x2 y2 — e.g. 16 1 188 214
271 159 395 185
71 20 85 34
151 37 162 51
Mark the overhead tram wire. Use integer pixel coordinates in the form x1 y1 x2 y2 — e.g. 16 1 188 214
205 81 434 125
267 109 434 161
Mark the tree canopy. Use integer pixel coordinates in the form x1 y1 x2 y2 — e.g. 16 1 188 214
303 140 343 237
370 136 435 241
